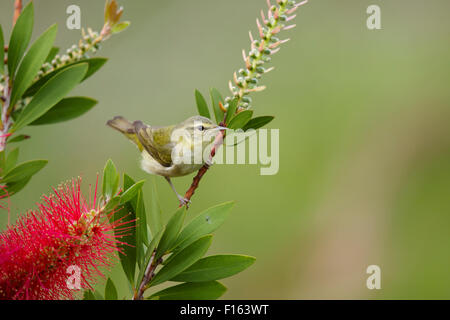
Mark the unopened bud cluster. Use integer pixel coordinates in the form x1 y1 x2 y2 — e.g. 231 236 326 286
36 28 104 80
225 0 307 112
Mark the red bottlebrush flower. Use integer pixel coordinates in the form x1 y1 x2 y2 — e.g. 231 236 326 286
0 178 130 300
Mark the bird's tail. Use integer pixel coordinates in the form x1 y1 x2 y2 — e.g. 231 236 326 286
107 116 134 134
106 116 144 151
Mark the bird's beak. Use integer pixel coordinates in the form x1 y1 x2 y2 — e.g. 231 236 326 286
216 126 228 131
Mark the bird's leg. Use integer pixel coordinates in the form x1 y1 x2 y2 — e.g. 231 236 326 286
204 158 213 168
164 176 191 207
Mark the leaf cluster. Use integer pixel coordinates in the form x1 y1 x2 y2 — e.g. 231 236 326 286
84 160 255 300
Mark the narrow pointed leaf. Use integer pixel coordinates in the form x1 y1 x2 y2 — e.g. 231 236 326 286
171 254 256 282
148 281 226 300
148 179 163 237
45 46 59 63
102 159 119 200
150 235 212 287
12 64 88 132
104 278 118 300
2 159 47 183
0 151 4 171
29 97 98 125
155 207 186 260
83 291 96 300
8 2 34 77
135 190 148 264
120 179 145 204
5 148 19 173
10 24 58 107
112 21 130 34
114 199 136 284
243 116 275 131
0 25 4 74
24 58 108 97
7 134 30 144
228 110 253 130
195 90 210 119
210 88 224 123
174 202 234 252
224 98 238 125
0 177 31 197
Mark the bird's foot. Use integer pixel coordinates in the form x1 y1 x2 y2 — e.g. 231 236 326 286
205 158 214 169
178 195 191 207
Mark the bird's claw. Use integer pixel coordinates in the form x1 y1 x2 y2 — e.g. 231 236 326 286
205 158 214 168
178 196 191 207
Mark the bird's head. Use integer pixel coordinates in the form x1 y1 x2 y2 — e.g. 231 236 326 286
174 116 225 148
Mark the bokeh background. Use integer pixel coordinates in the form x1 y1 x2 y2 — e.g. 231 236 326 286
1 0 450 299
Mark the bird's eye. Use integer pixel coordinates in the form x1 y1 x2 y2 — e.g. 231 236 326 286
197 125 205 131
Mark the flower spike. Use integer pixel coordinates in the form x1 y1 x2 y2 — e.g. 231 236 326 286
226 0 308 110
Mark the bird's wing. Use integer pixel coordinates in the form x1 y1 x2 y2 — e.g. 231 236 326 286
134 121 174 167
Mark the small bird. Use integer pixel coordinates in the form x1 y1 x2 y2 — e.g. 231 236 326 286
107 115 225 206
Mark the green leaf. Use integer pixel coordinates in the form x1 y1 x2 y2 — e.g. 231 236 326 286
7 134 30 144
112 21 130 34
8 2 34 77
228 110 253 130
5 148 19 173
150 235 212 287
135 189 148 265
10 24 58 107
174 202 234 252
105 278 118 300
0 25 4 74
210 88 224 124
102 159 119 200
122 174 148 262
29 97 98 126
12 64 88 132
155 207 186 260
2 159 47 184
120 179 145 204
24 58 108 97
114 200 136 284
45 46 59 63
0 151 5 171
136 227 164 289
104 195 120 212
172 254 255 282
0 177 31 197
148 178 163 237
195 89 210 119
148 281 226 300
83 291 96 300
224 98 238 125
243 116 275 131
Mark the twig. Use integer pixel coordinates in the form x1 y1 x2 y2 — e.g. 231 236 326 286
133 253 161 300
180 0 307 205
13 0 23 26
181 125 226 206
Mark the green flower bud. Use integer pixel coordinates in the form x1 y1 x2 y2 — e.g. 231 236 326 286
256 67 265 74
270 37 280 43
242 96 252 103
239 68 248 76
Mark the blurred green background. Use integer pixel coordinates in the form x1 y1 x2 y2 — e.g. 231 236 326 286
1 0 450 299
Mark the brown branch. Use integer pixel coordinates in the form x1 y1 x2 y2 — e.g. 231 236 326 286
181 121 227 206
133 253 164 300
13 0 23 26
